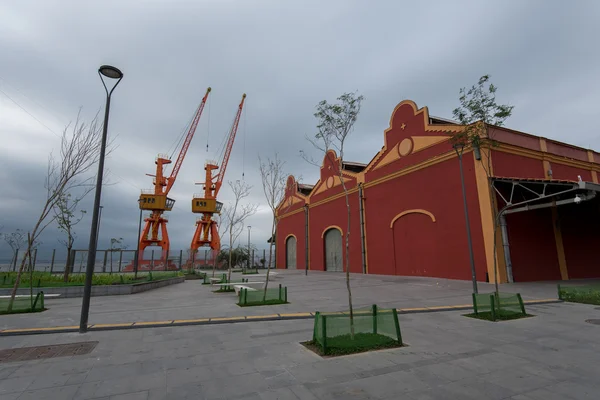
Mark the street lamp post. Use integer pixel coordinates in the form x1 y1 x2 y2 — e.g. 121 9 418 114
453 143 478 294
79 65 123 333
135 200 143 280
95 205 103 250
247 226 251 270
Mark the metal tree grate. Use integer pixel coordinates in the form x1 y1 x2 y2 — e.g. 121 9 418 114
0 341 98 363
585 319 600 325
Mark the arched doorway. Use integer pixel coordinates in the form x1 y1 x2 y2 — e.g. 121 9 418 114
391 210 437 276
286 236 297 269
324 228 343 272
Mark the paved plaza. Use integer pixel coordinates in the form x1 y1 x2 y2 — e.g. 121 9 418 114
0 270 568 331
0 301 599 399
1 270 599 399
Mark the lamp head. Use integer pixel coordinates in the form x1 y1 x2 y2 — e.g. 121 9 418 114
99 65 123 79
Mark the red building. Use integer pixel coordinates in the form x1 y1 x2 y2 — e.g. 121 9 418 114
276 100 600 283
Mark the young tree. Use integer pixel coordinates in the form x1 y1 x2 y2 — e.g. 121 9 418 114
2 229 27 270
222 180 258 282
258 153 287 301
7 112 103 312
451 74 514 297
302 91 364 338
109 237 127 274
54 191 89 281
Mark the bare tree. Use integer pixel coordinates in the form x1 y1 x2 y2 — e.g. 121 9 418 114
54 191 89 281
109 237 127 274
222 180 258 282
451 74 513 298
7 112 103 312
258 153 287 301
301 91 364 338
2 229 27 270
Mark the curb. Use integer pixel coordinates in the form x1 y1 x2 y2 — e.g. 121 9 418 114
0 299 562 337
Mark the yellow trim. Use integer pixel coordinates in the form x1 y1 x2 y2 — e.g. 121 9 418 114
365 100 463 174
365 150 459 190
133 321 173 326
246 314 280 319
389 209 436 228
284 234 297 243
543 160 552 179
473 148 503 284
279 312 312 317
500 144 595 170
278 207 305 219
551 206 569 280
588 151 598 183
173 318 210 323
321 225 343 238
539 138 548 152
92 323 134 328
0 326 78 333
209 317 245 322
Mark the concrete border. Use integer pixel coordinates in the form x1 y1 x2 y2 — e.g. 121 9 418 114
0 277 184 298
0 298 561 337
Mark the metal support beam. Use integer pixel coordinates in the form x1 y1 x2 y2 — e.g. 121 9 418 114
499 214 513 283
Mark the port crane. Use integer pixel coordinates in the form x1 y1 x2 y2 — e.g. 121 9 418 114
135 87 211 270
189 93 246 264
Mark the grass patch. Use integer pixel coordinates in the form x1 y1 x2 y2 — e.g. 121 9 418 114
559 285 600 306
302 333 404 357
0 271 182 288
0 306 47 315
0 297 47 315
237 299 289 307
213 287 236 293
464 311 534 322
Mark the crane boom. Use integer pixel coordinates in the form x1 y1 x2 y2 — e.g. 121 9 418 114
214 93 246 195
165 87 211 194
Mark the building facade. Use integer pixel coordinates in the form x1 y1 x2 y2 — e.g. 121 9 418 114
276 100 600 282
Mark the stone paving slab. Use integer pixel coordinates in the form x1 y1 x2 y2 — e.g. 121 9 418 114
0 301 599 399
0 270 567 331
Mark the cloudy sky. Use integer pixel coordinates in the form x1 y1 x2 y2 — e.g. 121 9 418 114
1 0 599 261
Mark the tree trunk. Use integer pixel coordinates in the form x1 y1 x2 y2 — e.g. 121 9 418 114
337 160 355 339
344 195 354 339
227 228 233 282
263 218 276 302
7 220 42 312
63 246 72 282
28 234 33 310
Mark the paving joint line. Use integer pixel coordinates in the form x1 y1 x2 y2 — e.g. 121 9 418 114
0 299 562 337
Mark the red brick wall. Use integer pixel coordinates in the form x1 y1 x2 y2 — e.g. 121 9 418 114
492 150 546 179
364 156 488 281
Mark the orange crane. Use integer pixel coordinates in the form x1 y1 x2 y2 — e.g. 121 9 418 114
134 87 211 270
189 93 246 263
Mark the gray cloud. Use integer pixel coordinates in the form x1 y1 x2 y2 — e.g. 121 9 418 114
1 0 599 260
